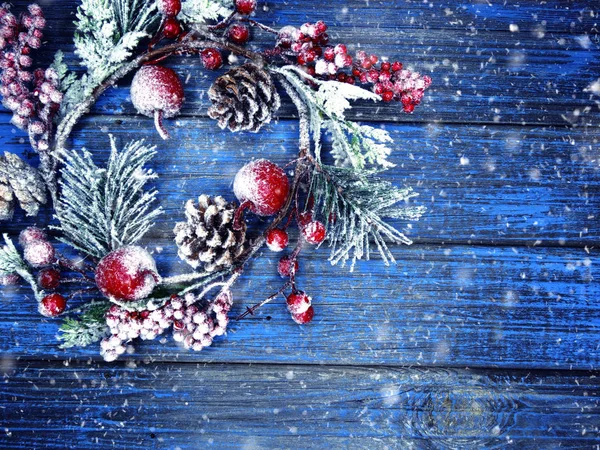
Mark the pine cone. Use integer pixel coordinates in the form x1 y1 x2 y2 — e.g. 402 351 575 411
207 63 280 133
0 152 47 220
174 195 246 272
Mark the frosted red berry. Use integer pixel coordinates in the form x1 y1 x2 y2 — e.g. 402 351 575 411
278 256 298 277
38 267 60 290
286 291 311 315
292 305 314 324
266 228 289 252
200 48 223 70
233 159 290 217
302 220 326 245
19 226 46 246
23 240 55 267
227 24 250 45
158 0 181 17
0 273 19 286
39 293 67 317
382 91 394 102
235 0 257 15
95 246 160 302
130 65 184 140
162 17 182 39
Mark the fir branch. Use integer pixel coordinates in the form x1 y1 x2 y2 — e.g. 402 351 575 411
274 66 394 170
53 136 163 259
0 234 44 300
74 0 158 82
308 165 426 270
58 301 110 348
180 0 234 25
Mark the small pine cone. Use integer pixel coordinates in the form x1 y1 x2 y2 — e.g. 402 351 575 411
174 195 246 272
207 63 280 133
0 152 46 220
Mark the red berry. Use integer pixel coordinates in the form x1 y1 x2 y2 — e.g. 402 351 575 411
19 226 46 246
24 240 55 267
337 73 346 82
346 76 355 85
298 211 313 227
292 305 314 324
162 17 182 39
235 0 256 15
392 61 403 72
200 48 223 70
233 159 290 217
278 256 298 277
0 273 20 286
130 65 184 140
323 47 335 61
38 268 60 290
381 61 391 71
361 60 372 70
382 91 394 102
378 70 391 82
227 24 250 45
369 54 379 65
302 220 326 245
314 21 327 36
366 69 379 83
352 67 361 77
334 44 347 55
296 53 307 65
266 228 289 252
286 291 311 315
95 246 160 302
39 293 66 317
158 0 181 17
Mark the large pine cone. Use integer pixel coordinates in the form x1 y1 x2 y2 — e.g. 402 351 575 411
174 195 246 272
207 63 280 133
0 152 47 221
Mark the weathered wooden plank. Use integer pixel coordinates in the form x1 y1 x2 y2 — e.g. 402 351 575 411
1 116 598 246
3 1 599 126
2 361 599 449
35 0 600 35
1 243 598 370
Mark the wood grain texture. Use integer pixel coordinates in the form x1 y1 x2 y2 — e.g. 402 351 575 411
2 242 597 370
0 1 599 448
3 1 599 126
2 361 599 449
1 116 598 247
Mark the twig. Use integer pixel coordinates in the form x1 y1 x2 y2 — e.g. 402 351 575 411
236 280 291 320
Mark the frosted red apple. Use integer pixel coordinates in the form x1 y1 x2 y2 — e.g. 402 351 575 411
233 159 289 216
95 246 160 301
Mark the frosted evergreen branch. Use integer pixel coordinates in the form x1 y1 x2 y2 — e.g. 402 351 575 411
57 300 110 348
180 0 233 25
53 136 163 259
274 66 394 170
0 234 45 301
307 165 426 270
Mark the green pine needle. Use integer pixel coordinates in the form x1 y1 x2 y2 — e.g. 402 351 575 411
308 165 426 270
58 301 111 348
53 136 163 259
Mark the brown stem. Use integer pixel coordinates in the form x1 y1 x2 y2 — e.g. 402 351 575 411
154 110 170 140
236 281 291 320
233 200 253 231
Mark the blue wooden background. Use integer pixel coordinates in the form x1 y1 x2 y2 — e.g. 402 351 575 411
2 0 600 448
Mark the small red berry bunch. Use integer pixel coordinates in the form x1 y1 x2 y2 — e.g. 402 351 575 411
276 20 431 112
17 227 67 317
0 4 63 151
157 0 183 40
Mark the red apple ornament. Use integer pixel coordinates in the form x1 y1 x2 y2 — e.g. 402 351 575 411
95 246 160 302
130 65 184 140
233 159 289 217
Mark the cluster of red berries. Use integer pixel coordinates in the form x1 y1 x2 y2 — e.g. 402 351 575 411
0 3 63 150
277 21 431 112
14 227 67 318
101 301 175 361
172 291 232 351
231 159 325 324
157 0 183 40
